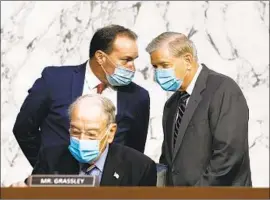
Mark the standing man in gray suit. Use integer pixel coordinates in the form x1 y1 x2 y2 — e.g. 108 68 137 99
145 32 252 186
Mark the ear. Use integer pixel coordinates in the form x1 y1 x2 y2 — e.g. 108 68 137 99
95 50 106 65
183 53 193 70
183 53 193 64
107 123 117 143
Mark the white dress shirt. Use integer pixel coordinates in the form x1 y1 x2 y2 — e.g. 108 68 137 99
185 64 203 104
82 61 117 114
174 64 203 125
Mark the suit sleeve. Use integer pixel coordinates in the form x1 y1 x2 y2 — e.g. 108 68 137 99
138 91 150 153
195 79 250 186
139 160 157 186
31 148 49 175
13 67 51 167
159 140 167 164
24 148 49 184
128 90 150 153
159 104 168 165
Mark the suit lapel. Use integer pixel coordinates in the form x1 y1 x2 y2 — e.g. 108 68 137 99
55 148 80 174
172 65 209 162
100 144 126 186
115 86 128 123
71 62 87 102
114 85 131 140
163 92 180 158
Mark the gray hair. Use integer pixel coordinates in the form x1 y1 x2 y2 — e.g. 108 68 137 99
68 94 116 126
146 32 198 61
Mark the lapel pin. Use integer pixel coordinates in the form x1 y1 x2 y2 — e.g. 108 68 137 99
113 172 119 179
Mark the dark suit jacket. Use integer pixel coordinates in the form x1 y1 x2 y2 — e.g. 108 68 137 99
13 62 150 167
160 64 252 186
31 143 157 186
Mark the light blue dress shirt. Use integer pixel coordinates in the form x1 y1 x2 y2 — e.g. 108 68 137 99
79 145 109 184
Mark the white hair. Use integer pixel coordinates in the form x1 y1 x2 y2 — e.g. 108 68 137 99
146 32 198 61
68 94 116 126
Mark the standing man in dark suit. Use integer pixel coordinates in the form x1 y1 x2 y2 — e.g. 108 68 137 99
11 95 157 187
13 25 150 167
145 32 252 186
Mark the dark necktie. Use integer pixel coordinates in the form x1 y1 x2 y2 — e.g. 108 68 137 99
173 91 190 147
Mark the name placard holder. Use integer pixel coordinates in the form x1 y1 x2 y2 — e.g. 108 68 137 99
27 175 99 187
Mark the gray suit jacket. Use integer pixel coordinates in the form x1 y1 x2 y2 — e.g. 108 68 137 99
160 64 252 186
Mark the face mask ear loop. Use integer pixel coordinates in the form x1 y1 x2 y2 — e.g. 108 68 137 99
99 124 111 149
103 53 117 71
98 51 114 75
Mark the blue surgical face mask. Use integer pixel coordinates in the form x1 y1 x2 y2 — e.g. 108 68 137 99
106 66 135 86
68 128 109 163
155 67 185 91
101 55 135 86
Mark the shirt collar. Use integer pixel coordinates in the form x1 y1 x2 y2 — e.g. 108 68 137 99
79 144 109 173
94 144 109 172
186 63 203 95
85 60 102 89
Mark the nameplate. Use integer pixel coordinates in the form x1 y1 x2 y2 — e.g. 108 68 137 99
28 175 99 187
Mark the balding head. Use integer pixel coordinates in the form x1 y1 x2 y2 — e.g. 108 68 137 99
68 94 116 127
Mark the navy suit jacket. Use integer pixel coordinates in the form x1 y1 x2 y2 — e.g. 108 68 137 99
31 143 157 186
13 62 150 167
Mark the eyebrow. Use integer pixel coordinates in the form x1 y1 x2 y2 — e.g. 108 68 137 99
152 61 170 66
70 125 100 131
122 55 138 60
85 128 99 131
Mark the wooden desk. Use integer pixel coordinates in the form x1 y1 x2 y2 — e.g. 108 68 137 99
1 187 269 199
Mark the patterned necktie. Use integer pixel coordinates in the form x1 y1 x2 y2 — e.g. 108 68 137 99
84 165 102 184
84 164 95 174
96 83 106 94
173 91 190 147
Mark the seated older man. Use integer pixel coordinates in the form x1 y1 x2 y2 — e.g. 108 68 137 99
12 94 157 186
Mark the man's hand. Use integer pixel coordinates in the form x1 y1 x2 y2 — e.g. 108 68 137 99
10 181 28 187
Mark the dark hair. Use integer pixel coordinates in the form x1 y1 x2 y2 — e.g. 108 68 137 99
89 24 138 58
